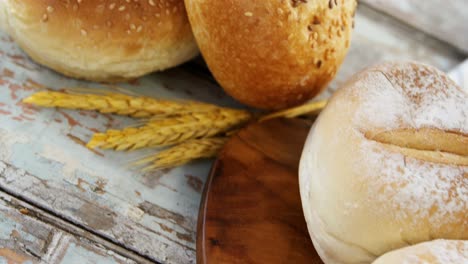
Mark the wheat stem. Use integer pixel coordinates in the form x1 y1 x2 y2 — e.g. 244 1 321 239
259 100 327 122
87 109 251 151
23 91 218 117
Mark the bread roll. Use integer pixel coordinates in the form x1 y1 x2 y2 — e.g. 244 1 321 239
0 0 198 81
373 240 468 264
185 0 357 110
299 61 467 263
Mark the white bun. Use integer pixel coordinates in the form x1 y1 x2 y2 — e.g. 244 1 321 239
1 0 198 81
299 61 468 263
373 240 468 264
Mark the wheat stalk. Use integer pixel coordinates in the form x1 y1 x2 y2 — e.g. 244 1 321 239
23 90 329 170
259 100 327 122
87 109 252 151
23 91 218 117
133 137 228 171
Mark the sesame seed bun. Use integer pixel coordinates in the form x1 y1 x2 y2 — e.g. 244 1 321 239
1 0 198 81
185 0 357 110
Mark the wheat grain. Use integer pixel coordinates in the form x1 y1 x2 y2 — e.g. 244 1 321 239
23 91 218 117
87 109 251 150
133 137 228 171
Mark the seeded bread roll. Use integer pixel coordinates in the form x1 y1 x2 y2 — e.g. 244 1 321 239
373 240 468 264
0 0 198 81
185 0 357 110
299 62 468 263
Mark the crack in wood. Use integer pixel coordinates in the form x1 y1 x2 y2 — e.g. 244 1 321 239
0 161 157 264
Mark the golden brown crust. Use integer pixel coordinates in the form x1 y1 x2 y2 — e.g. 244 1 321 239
3 0 198 81
185 0 357 109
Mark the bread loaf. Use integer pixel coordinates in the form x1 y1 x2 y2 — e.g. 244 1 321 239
0 0 198 81
299 61 468 263
185 0 357 110
373 240 468 264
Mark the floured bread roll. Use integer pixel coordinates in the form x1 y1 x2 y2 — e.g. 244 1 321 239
0 0 198 81
299 61 467 263
373 240 468 264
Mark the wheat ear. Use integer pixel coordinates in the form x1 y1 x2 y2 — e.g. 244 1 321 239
23 91 218 117
133 137 228 171
87 109 251 151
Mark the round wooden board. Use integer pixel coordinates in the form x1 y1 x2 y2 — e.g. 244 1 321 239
197 118 323 264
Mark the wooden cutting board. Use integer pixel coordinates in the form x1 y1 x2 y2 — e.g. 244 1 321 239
197 118 323 264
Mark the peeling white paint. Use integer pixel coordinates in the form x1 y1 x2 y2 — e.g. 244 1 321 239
0 4 465 263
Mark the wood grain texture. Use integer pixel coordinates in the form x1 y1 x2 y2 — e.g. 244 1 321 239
321 4 465 99
0 3 466 263
361 0 468 54
0 190 149 264
198 119 322 264
0 30 243 264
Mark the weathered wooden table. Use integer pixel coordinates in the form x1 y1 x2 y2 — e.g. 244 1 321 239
0 1 466 263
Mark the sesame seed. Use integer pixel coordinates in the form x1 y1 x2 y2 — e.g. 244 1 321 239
80 29 87 36
316 60 322 68
109 3 116 9
46 6 54 13
118 5 126 11
148 0 155 6
244 12 253 17
41 13 48 22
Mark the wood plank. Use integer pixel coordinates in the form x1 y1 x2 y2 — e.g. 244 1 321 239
361 0 468 54
0 4 465 264
0 190 149 264
321 4 465 99
0 30 242 264
449 59 468 91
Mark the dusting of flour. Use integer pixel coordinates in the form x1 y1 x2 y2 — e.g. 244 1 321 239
361 139 467 228
402 240 468 264
352 62 467 229
354 62 468 133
